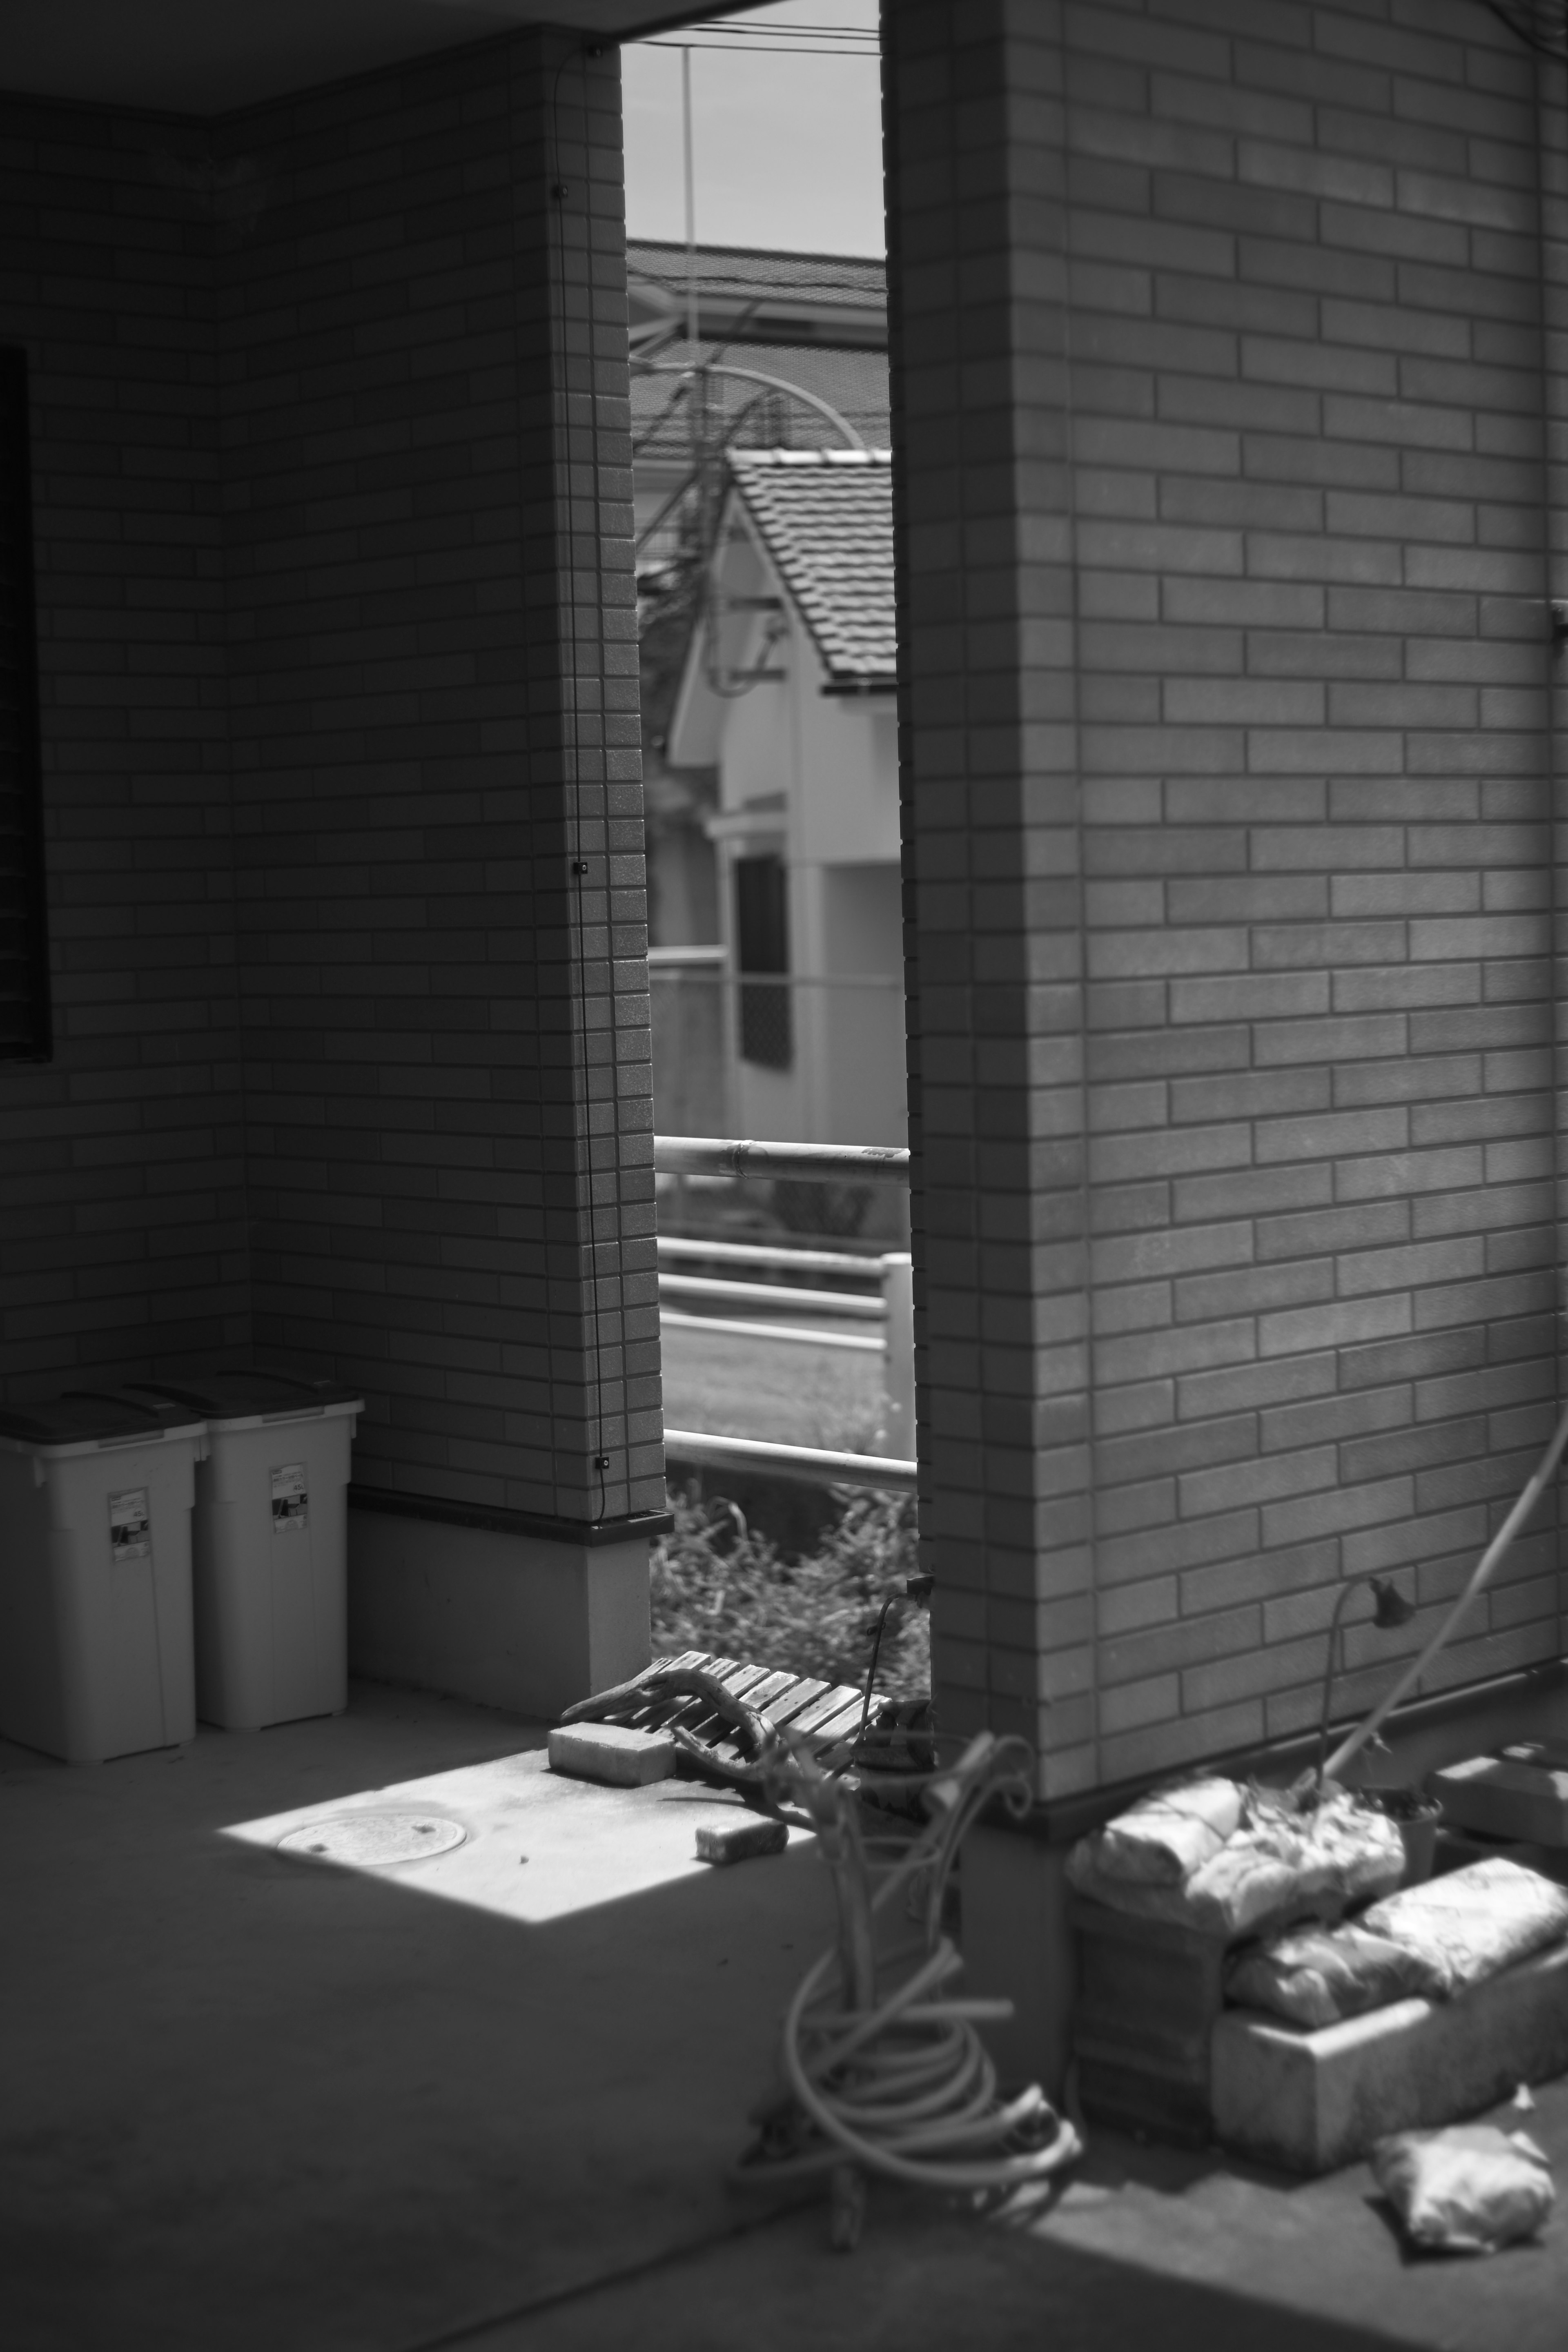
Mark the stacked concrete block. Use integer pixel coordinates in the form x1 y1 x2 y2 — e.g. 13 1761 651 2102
885 0 1564 1797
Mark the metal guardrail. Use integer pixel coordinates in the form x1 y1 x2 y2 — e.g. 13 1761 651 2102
655 1135 911 1185
657 1235 880 1276
659 1271 886 1319
663 1427 917 1496
660 1308 884 1353
655 1138 916 1492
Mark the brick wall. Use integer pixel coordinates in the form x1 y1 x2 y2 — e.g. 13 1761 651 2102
218 33 661 1523
0 40 660 1532
0 97 247 1392
886 0 1564 1797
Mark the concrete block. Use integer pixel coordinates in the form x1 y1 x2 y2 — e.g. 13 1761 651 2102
1212 1940 1568 2176
548 1723 677 1787
695 1816 788 1865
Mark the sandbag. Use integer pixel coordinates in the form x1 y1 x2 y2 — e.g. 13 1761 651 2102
1372 2125 1553 2254
1180 1826 1310 1938
1225 1920 1447 2029
1361 1858 1568 1998
1285 1784 1408 1912
1094 1777 1244 1886
1068 1783 1404 1940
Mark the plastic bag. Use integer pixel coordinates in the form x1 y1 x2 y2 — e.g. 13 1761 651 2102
1095 1777 1244 1886
1372 2125 1553 2254
1225 1920 1447 2029
1361 1858 1568 1998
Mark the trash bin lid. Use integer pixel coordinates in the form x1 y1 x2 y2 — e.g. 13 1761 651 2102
0 1394 205 1450
127 1369 363 1424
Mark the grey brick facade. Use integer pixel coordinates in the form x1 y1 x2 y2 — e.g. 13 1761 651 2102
0 99 242 1386
0 33 661 1533
884 0 1566 1800
219 38 659 1523
0 0 1563 1785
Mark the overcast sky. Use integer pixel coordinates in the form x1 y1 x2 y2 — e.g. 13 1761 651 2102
622 2 885 258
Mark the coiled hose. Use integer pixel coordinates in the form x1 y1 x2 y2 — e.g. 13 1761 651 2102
738 1730 1082 2214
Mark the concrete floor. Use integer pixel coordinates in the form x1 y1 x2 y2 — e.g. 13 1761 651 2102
4 1684 1567 2352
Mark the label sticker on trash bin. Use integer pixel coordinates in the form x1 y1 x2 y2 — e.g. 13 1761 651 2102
272 1464 308 1536
109 1489 150 1562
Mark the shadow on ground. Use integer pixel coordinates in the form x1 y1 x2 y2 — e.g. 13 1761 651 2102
4 1682 1567 2352
475 2194 1411 2352
0 1684 833 2352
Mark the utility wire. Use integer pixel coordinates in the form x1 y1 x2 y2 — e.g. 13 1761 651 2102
646 43 880 56
653 18 879 42
685 17 878 30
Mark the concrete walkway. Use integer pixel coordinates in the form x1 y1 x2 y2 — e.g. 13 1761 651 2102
3 1684 1565 2352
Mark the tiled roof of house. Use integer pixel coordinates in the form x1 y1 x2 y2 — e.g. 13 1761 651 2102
627 241 885 305
728 450 896 689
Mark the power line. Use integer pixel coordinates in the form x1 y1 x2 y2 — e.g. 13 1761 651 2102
645 41 879 55
688 16 876 27
680 17 877 36
644 19 879 56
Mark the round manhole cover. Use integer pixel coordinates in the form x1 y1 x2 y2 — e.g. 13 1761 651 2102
276 1813 468 1867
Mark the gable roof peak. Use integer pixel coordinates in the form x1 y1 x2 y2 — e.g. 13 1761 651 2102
724 448 895 688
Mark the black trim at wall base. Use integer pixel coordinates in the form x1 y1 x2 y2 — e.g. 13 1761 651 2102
349 1484 673 1550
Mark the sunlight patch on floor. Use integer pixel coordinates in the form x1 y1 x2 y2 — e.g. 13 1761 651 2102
221 1746 816 1925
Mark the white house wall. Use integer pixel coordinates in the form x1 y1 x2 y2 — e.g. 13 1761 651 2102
820 863 906 1147
679 505 907 1153
782 609 904 1148
791 680 900 869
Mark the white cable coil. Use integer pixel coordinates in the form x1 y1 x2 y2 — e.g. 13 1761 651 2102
742 1729 1082 2201
780 1938 1077 2192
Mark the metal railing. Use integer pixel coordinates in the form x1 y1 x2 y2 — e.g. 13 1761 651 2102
662 1427 917 1497
655 1135 910 1185
655 1134 914 1494
657 1234 880 1274
660 1271 886 1320
658 1233 894 1355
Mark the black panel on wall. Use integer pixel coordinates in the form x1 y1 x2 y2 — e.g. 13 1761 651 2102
735 851 791 1069
0 348 47 1061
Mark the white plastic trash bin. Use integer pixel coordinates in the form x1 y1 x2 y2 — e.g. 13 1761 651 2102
134 1372 363 1731
0 1396 207 1763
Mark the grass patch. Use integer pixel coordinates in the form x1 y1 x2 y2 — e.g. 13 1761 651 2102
659 1322 889 1452
651 1481 929 1702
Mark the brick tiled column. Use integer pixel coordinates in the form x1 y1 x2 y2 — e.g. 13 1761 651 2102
1544 31 1568 1482
885 0 1564 1824
886 0 1098 1798
218 33 661 1711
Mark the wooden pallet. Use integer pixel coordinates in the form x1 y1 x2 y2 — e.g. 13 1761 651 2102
602 1650 932 1776
613 1650 871 1766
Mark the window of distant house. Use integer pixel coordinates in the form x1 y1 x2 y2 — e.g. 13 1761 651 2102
0 349 48 1061
735 853 791 1069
